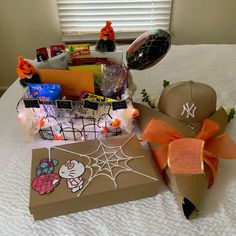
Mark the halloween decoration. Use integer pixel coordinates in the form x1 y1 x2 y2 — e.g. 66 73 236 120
96 21 116 52
126 29 171 70
16 56 41 87
111 118 121 129
131 108 140 118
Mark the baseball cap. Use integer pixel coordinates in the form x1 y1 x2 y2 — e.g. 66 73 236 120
157 81 217 129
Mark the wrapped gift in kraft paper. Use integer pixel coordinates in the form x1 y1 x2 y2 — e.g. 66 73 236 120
29 134 159 220
137 81 236 219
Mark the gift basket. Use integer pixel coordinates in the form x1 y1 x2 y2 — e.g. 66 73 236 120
16 27 170 142
16 47 138 141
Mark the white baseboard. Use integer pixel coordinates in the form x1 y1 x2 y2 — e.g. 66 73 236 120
0 87 8 97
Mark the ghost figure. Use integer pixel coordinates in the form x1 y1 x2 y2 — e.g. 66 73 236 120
59 160 85 193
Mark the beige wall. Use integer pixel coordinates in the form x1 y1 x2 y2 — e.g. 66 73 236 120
171 0 236 44
0 0 236 92
0 0 61 92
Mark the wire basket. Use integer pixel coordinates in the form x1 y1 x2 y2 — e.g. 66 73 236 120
16 97 135 141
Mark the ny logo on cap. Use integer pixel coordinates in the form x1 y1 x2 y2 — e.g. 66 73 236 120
181 102 197 118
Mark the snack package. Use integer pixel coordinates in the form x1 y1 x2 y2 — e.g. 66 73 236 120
28 83 61 101
71 57 113 66
36 48 49 62
66 44 91 61
100 61 129 99
82 93 117 103
50 45 65 57
33 52 69 70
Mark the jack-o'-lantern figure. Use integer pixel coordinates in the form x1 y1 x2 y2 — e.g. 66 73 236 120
16 56 41 87
96 21 116 52
99 21 115 41
17 56 36 79
111 118 121 129
131 108 140 118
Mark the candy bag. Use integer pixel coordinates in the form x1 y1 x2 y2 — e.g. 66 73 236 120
28 83 61 101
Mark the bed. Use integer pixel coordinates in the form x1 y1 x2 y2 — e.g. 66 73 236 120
0 45 236 235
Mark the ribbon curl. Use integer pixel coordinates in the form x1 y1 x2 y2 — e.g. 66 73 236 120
140 119 236 188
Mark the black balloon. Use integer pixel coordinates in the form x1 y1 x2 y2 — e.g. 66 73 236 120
126 29 171 70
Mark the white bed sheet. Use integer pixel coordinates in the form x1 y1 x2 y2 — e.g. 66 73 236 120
0 45 236 236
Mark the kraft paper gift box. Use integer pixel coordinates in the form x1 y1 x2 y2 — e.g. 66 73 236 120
29 134 159 220
135 80 236 219
136 102 231 219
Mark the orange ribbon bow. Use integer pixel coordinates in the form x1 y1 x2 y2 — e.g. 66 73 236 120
140 119 236 188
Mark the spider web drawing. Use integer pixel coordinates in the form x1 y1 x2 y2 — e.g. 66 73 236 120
51 134 157 197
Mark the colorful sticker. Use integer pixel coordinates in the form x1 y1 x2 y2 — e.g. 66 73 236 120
59 160 85 193
36 158 58 176
32 173 60 195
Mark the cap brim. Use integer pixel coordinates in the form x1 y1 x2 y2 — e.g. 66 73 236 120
135 103 228 137
135 102 197 137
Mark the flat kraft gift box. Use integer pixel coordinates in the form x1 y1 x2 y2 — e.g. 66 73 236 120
29 134 159 220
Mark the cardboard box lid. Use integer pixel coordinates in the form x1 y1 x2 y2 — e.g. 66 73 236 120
29 134 159 218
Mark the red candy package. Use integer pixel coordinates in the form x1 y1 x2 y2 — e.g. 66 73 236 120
50 45 65 57
36 47 49 62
